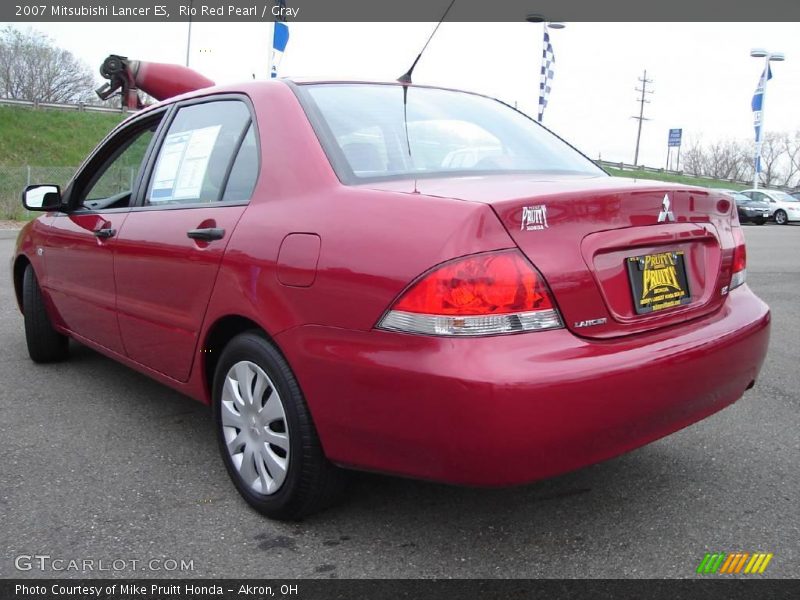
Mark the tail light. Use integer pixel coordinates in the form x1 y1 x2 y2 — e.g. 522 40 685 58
377 250 563 336
730 225 746 290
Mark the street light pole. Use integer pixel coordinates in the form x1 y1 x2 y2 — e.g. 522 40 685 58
185 0 194 67
750 48 784 189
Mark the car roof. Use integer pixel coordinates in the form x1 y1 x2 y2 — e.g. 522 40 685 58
143 77 507 111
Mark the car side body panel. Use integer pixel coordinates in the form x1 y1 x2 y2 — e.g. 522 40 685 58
113 204 247 382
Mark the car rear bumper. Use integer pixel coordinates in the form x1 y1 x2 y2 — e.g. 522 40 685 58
276 286 770 486
739 210 770 222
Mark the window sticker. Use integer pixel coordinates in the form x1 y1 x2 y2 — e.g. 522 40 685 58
150 125 221 201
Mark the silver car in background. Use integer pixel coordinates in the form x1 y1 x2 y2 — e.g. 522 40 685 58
741 189 800 225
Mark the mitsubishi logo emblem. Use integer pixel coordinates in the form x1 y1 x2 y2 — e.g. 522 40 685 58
658 194 675 223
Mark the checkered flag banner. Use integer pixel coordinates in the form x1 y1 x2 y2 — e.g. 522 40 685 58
538 30 555 122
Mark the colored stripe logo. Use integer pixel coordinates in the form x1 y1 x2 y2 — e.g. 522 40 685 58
697 552 773 574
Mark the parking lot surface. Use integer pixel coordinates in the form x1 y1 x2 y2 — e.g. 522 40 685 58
1 224 798 578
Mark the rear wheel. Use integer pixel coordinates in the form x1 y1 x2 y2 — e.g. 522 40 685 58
775 209 788 225
212 331 346 520
22 265 69 363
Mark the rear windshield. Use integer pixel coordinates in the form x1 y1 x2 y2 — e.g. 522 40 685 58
299 83 605 183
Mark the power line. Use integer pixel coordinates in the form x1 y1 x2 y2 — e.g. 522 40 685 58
631 69 653 165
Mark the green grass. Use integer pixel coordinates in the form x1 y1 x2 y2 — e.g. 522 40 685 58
605 167 748 191
0 105 124 166
0 105 125 219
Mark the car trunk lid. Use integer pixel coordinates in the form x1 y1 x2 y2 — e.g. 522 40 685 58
366 175 738 339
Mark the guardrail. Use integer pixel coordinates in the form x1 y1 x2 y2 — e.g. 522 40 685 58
596 160 798 192
0 97 135 114
596 160 756 187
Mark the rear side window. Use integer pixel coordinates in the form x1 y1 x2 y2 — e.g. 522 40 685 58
146 100 252 205
221 124 258 202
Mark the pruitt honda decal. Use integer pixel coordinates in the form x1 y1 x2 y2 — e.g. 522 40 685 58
521 205 548 231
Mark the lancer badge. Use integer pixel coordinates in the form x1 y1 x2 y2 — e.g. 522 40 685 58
658 194 675 223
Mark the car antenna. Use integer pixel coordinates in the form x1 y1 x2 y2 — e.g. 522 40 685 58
397 0 457 85
398 0 456 194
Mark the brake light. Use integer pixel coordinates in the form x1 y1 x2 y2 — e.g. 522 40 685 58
730 226 746 290
378 250 563 336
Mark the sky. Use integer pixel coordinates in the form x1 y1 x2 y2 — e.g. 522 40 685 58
8 21 800 168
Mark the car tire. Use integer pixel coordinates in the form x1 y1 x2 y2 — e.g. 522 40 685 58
775 210 788 225
212 331 346 520
22 264 69 363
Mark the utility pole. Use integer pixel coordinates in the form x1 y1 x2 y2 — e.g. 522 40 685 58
632 69 653 166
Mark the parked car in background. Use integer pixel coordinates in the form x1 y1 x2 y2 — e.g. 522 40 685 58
11 80 771 519
741 189 800 225
717 189 770 225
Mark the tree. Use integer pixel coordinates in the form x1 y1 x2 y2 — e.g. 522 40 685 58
0 26 95 104
682 137 750 182
781 131 800 189
757 132 786 188
681 138 707 176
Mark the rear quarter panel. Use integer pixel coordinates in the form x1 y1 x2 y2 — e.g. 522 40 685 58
198 82 515 385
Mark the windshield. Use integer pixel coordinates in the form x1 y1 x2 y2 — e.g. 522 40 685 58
773 191 799 202
300 84 605 183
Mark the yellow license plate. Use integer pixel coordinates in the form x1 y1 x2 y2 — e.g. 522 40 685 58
626 251 692 314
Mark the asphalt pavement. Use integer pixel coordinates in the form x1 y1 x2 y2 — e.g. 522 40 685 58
1 224 798 579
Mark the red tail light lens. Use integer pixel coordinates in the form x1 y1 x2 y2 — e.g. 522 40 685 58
378 250 562 336
730 226 747 290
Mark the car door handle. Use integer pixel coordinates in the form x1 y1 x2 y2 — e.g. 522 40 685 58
187 227 226 241
94 228 116 239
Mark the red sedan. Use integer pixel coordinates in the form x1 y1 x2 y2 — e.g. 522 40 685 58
12 80 770 519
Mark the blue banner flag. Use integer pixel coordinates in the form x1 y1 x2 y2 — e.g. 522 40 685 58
751 64 772 174
271 21 290 78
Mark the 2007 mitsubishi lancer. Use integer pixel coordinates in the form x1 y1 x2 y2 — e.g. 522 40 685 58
12 79 770 519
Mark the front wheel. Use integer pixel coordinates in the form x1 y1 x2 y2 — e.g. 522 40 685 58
22 265 69 363
212 331 346 520
775 209 788 225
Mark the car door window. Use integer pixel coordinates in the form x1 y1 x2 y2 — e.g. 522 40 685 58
146 100 252 206
77 119 161 211
221 124 258 202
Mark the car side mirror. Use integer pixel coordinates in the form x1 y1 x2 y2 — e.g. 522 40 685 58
22 184 62 211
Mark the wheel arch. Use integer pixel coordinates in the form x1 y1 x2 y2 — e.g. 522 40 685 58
12 254 31 313
200 314 281 402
